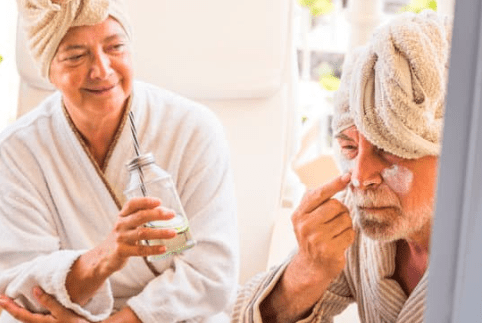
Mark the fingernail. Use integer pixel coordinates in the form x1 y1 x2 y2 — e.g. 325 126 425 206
33 287 42 297
341 172 351 182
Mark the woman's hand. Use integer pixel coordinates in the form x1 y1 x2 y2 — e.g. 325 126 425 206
99 197 178 273
66 197 177 305
0 287 89 323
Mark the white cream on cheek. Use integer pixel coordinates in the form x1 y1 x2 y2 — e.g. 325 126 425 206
351 178 360 188
380 164 414 195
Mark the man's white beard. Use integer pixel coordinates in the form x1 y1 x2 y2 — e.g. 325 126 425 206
352 185 434 242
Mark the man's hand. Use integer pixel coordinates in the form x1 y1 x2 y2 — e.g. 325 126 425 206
260 173 355 322
291 172 355 282
0 287 89 323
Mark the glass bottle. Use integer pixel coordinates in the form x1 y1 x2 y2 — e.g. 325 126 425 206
124 153 195 261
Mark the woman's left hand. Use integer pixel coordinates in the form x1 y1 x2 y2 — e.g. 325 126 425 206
0 287 90 323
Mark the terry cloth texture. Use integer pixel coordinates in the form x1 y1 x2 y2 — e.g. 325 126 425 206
331 46 366 136
17 0 132 80
350 10 452 159
232 190 429 323
0 81 239 322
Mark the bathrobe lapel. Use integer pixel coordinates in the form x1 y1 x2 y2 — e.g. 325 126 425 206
59 94 162 278
395 270 428 323
359 234 429 323
52 97 132 249
360 236 406 323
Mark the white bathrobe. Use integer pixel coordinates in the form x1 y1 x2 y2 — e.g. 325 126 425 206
0 81 239 322
232 196 428 323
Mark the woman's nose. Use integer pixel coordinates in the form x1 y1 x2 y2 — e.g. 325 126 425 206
90 50 113 80
351 135 386 190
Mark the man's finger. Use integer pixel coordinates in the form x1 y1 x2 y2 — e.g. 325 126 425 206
305 172 351 213
120 197 162 217
0 295 51 323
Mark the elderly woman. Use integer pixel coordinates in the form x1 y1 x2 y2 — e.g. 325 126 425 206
0 0 238 322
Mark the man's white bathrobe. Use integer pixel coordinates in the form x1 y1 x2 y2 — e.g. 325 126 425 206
0 81 239 323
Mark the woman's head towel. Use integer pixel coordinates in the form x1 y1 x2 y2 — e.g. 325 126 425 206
350 10 452 159
17 0 132 79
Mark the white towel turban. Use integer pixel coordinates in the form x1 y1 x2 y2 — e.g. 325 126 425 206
350 10 452 159
331 46 366 136
17 0 132 80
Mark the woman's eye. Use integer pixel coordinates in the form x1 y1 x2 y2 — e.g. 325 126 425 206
109 43 125 52
64 54 85 62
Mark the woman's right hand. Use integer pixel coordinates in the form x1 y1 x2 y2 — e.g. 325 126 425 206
100 197 177 273
66 197 176 306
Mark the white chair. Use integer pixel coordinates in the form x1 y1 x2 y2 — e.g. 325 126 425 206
16 0 303 284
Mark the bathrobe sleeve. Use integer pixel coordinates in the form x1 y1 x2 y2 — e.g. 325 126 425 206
231 254 355 323
0 139 114 322
126 105 239 322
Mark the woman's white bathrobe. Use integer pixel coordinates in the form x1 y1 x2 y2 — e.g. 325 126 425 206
0 81 239 323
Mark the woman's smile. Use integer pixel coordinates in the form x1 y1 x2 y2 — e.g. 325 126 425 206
83 82 119 96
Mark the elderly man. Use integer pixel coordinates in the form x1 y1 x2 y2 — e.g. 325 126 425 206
233 10 451 323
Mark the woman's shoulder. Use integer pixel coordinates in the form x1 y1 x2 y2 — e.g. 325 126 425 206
133 80 224 134
0 92 62 146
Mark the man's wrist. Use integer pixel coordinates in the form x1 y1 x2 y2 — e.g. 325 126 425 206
259 256 331 323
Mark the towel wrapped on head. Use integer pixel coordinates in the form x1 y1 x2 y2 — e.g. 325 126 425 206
17 0 132 80
350 10 452 159
331 46 366 136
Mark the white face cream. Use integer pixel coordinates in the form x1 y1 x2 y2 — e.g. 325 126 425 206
351 178 360 188
381 164 414 195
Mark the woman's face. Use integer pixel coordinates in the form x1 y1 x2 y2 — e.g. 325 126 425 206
49 17 133 120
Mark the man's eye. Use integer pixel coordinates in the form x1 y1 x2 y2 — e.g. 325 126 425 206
341 145 358 159
379 149 403 163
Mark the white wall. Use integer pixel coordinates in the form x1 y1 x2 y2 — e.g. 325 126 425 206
0 2 19 131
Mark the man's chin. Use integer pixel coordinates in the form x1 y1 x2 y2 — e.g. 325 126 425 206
358 218 400 242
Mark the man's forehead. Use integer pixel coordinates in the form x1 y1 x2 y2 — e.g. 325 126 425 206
335 126 359 141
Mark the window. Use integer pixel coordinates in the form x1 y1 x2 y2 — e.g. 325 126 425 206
293 0 416 168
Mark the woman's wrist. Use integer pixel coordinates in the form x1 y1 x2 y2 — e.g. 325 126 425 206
65 248 114 306
102 307 142 323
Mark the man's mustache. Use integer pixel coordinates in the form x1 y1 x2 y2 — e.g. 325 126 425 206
352 185 402 209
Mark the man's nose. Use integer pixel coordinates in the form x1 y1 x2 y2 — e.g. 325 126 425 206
351 135 386 190
90 50 113 79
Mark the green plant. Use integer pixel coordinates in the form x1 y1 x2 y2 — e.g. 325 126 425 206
298 0 334 16
318 63 340 91
400 0 437 13
320 73 340 91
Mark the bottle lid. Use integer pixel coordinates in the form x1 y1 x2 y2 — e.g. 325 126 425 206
127 153 155 171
